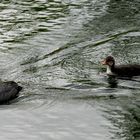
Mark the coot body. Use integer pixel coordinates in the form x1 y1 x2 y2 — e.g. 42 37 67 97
0 81 22 104
101 56 140 77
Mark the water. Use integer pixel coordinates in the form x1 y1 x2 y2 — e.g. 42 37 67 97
0 0 140 139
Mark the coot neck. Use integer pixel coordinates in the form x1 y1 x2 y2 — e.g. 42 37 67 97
106 64 115 75
110 64 115 71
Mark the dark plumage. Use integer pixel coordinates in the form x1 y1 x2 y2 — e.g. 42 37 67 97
101 56 140 77
0 81 22 104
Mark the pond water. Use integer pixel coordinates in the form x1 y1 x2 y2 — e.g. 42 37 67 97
0 0 140 139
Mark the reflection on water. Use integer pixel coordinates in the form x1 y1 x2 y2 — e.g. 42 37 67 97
0 0 139 139
101 95 140 140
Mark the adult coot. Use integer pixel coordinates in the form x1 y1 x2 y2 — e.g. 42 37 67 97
0 81 22 104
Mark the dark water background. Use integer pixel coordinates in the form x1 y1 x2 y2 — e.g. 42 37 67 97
0 0 140 139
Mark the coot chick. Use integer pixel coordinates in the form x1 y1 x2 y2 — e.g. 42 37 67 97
101 56 140 77
0 81 22 104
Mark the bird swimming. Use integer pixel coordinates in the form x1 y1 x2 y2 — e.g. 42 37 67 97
101 56 140 78
0 81 22 104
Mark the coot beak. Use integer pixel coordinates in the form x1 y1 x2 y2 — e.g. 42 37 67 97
101 60 106 65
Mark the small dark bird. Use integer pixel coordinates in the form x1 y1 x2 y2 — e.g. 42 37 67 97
101 56 140 77
0 81 22 104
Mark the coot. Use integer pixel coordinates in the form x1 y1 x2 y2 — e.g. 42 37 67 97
101 56 140 77
0 81 22 104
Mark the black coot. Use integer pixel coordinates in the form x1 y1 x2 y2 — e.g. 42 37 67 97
0 81 22 104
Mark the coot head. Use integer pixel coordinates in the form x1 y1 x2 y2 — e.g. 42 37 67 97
101 56 115 67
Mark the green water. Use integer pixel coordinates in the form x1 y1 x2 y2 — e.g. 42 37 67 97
0 0 140 139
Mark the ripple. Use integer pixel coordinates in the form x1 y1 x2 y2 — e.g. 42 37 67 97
0 0 139 140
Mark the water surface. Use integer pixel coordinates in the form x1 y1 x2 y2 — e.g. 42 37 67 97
0 0 140 140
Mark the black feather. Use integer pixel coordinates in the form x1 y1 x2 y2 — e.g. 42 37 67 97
0 81 22 104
